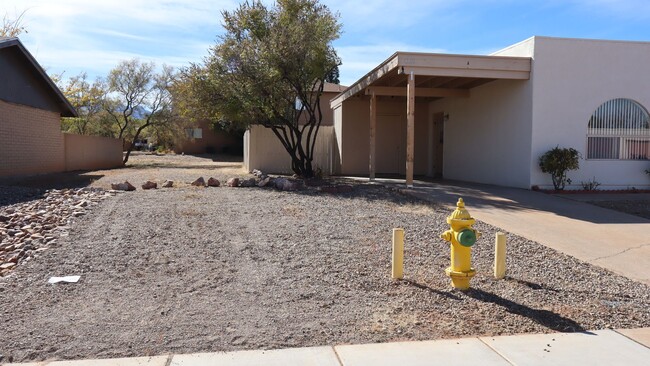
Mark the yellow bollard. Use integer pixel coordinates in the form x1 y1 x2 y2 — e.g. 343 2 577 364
494 232 506 279
392 228 404 279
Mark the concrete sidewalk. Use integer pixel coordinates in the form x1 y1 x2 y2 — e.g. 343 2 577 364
373 178 650 285
7 328 650 366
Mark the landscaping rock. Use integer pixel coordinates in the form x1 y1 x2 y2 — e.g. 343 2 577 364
274 178 300 191
162 180 174 188
239 178 256 187
207 177 221 187
258 177 271 187
191 177 206 187
142 181 157 190
110 182 125 190
0 187 112 276
0 262 16 270
226 178 240 187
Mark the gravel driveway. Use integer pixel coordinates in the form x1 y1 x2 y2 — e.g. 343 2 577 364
1 154 649 363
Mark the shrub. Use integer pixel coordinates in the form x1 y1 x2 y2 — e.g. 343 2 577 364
539 146 580 190
580 177 600 191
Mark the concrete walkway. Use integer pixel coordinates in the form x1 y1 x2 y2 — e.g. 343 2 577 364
373 178 650 285
7 328 650 365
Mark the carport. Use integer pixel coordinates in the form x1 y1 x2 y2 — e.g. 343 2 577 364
330 52 531 186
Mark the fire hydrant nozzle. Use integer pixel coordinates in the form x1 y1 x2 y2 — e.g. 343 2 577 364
440 198 481 290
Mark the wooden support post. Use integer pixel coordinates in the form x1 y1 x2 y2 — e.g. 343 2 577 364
406 71 415 187
369 91 376 181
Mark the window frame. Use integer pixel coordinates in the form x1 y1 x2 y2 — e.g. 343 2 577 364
586 98 650 161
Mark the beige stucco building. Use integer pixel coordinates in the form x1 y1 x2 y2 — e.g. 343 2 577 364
329 36 650 189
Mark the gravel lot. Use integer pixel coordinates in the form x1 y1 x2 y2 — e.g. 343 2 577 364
1 154 649 363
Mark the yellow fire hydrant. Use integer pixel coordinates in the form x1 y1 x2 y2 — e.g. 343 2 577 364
440 198 481 290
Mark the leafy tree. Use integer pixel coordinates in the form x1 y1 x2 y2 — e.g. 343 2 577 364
104 59 176 164
58 72 105 135
326 64 340 84
539 146 580 190
185 0 341 177
1 10 27 37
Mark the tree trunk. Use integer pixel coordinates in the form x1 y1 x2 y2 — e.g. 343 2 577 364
123 123 150 164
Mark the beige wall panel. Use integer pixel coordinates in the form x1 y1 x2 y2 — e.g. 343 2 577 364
429 78 533 188
0 100 65 177
340 99 431 176
64 133 123 171
245 125 334 175
341 99 370 174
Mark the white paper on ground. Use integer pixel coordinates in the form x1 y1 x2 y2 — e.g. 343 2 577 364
48 275 81 284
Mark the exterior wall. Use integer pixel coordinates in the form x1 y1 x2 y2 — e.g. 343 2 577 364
319 92 337 127
338 98 429 176
332 105 343 174
0 100 65 177
174 120 242 155
529 37 650 189
243 89 341 174
64 133 123 171
244 125 335 175
428 78 533 188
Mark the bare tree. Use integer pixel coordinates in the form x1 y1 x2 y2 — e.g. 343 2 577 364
1 10 28 37
104 59 176 164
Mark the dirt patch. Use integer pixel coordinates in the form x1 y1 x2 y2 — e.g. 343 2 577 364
1 154 649 363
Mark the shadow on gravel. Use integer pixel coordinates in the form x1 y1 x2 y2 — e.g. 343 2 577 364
402 279 461 300
506 277 560 292
0 172 106 207
464 288 588 333
124 163 241 170
292 183 445 209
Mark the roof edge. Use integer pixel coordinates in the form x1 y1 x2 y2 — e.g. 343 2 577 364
0 37 77 117
330 52 399 108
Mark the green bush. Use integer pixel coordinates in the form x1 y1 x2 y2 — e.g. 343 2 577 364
539 146 580 190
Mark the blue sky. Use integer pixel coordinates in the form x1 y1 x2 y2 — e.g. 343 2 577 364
4 0 650 86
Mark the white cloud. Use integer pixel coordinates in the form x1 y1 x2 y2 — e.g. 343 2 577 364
2 0 236 80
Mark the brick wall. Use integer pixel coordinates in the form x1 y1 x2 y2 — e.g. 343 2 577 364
0 100 65 177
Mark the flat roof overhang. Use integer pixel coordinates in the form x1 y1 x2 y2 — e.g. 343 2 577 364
331 52 531 108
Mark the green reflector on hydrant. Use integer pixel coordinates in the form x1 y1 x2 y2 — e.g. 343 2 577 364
458 229 476 247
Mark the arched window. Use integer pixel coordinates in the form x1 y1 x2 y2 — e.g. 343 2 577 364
587 98 650 160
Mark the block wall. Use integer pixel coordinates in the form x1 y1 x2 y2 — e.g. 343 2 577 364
0 100 65 177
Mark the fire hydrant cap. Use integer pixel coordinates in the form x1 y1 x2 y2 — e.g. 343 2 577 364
457 229 477 247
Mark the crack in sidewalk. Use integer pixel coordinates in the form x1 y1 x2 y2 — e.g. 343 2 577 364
591 243 650 262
